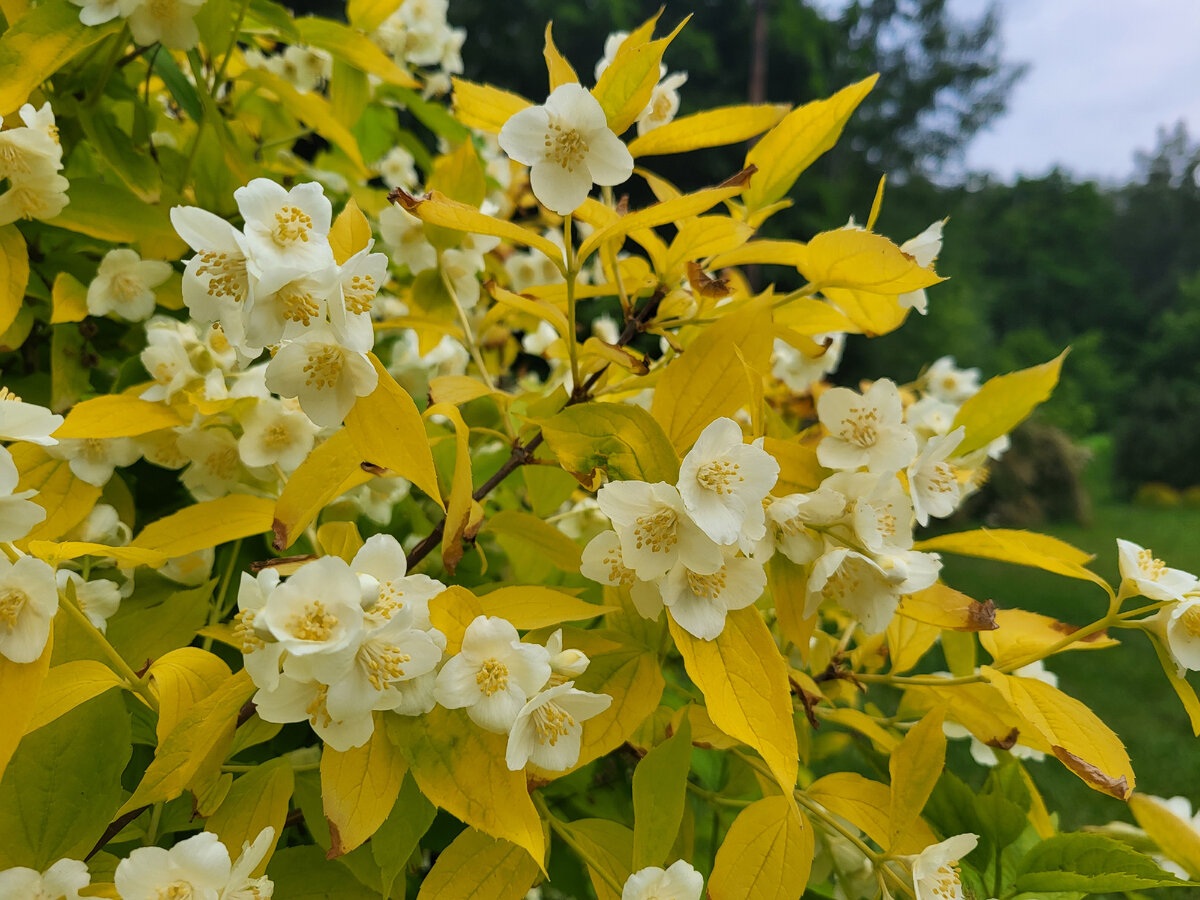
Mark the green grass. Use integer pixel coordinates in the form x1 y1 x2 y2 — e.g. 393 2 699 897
939 502 1200 831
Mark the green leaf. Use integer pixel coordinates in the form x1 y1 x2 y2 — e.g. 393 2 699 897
371 774 436 898
555 818 633 900
381 85 472 143
1015 833 1193 893
267 845 381 899
0 690 131 868
152 50 203 122
77 105 161 200
540 402 680 487
481 510 582 575
632 715 691 870
106 580 214 671
205 759 292 876
246 0 300 41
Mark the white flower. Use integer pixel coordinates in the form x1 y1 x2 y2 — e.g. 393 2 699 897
376 146 418 190
178 427 254 501
379 205 437 275
222 827 276 900
677 417 779 548
0 386 63 444
505 681 611 771
264 329 379 428
253 673 375 750
56 571 121 633
898 221 945 314
340 477 412 526
236 398 318 471
234 569 285 692
113 830 231 900
908 833 978 900
772 333 844 394
596 481 722 580
908 427 965 526
848 474 914 553
762 488 847 565
126 0 205 50
234 179 334 289
621 860 704 900
260 556 365 662
434 615 551 733
636 71 687 136
85 248 173 322
1165 598 1200 673
661 551 766 640
351 533 445 629
816 378 917 474
332 246 388 352
161 548 214 586
244 267 341 350
440 247 486 309
0 171 69 225
0 449 46 542
0 106 60 179
499 83 634 215
807 546 901 634
923 356 980 404
521 321 560 357
874 548 942 594
905 395 959 441
579 530 662 619
1117 539 1197 602
46 437 140 486
592 314 620 345
0 858 89 900
544 629 590 681
171 206 252 350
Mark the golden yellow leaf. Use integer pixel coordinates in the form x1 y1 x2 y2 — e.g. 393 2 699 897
820 707 898 753
25 541 167 568
981 666 1134 799
887 707 945 851
806 772 936 855
206 759 293 876
711 239 805 269
669 607 798 796
316 521 363 564
451 78 532 135
24 658 123 735
429 374 503 407
913 527 1108 588
345 355 443 509
904 681 1050 756
542 22 578 90
763 435 824 494
592 17 688 135
773 297 858 336
743 75 877 209
485 282 570 338
479 514 583 575
952 351 1067 456
767 554 818 657
896 582 998 632
387 706 545 870
980 608 1118 666
627 104 789 157
709 797 813 900
821 286 910 337
1148 635 1200 737
131 495 275 559
49 272 88 325
663 216 755 278
886 614 940 674
322 721 407 856
0 626 52 779
53 395 185 439
423 401 471 573
346 0 401 30
273 429 374 551
11 444 100 543
795 229 944 294
540 401 679 487
0 224 29 335
149 648 232 744
428 586 485 655
1130 793 1200 879
328 198 373 265
294 16 419 88
416 828 540 900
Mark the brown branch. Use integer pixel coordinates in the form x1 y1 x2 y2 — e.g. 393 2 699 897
87 806 149 859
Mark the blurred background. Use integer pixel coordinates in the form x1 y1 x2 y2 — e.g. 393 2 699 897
440 0 1200 829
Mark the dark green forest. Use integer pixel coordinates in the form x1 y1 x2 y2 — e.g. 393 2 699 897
451 0 1200 494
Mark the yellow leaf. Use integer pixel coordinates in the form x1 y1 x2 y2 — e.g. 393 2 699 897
627 104 789 157
416 828 540 900
148 648 232 744
0 627 52 779
806 772 936 855
450 77 532 134
206 759 293 876
952 351 1067 456
543 22 578 91
820 707 898 753
554 819 632 900
887 707 945 851
54 395 185 439
668 607 798 797
913 527 1108 587
576 176 752 263
0 0 120 117
322 721 407 856
796 229 944 294
387 705 546 870
428 139 486 209
316 521 364 564
709 797 813 900
743 75 877 210
632 715 691 870
428 585 485 655
24 658 123 735
423 401 471 573
345 354 443 509
486 282 570 337
25 541 167 568
767 555 817 657
273 429 374 550
328 198 372 265
651 295 772 451
663 216 755 278
480 512 583 574
1130 793 1200 879
711 239 804 269
904 681 1050 756
763 435 823 494
980 608 1118 666
822 286 909 337
346 0 401 30
774 297 858 336
11 444 100 543
0 223 29 334
980 665 1134 799
594 17 690 135
1148 634 1200 737
896 583 998 632
131 495 274 559
49 272 88 325
429 374 502 407
294 17 419 87
120 669 256 814
540 402 679 487
886 614 940 674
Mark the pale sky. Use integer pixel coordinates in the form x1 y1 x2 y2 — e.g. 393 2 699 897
958 0 1200 182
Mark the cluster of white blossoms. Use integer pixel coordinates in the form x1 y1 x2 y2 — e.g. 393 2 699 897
69 0 207 50
0 827 275 899
582 417 779 641
594 31 688 136
243 44 333 94
0 102 68 226
370 0 465 97
172 179 386 427
1118 539 1200 674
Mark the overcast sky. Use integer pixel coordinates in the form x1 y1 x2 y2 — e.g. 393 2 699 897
957 0 1200 182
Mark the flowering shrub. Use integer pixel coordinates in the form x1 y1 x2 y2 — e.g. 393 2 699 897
1 4 1199 900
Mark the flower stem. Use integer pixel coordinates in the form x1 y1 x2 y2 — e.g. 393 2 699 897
58 590 159 712
440 257 495 391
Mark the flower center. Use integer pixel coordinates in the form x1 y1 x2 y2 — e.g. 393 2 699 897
633 507 679 554
0 587 29 632
156 882 196 900
263 423 292 450
822 564 861 603
697 459 743 495
290 600 338 641
205 445 239 479
927 461 957 494
303 346 344 389
195 251 248 301
360 639 411 690
1180 606 1200 640
306 684 333 728
344 274 377 315
272 205 313 246
279 283 321 326
929 863 963 900
841 407 879 447
1137 548 1166 581
600 548 636 585
0 386 21 402
546 120 589 172
476 657 509 696
686 565 729 600
112 272 144 304
233 609 266 652
532 700 576 747
373 579 406 619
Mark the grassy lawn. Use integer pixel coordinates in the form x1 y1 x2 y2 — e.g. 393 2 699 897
939 499 1200 831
